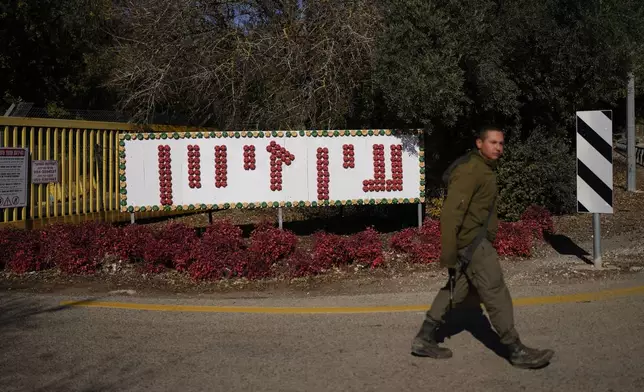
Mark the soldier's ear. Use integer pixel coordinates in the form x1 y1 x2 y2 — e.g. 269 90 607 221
475 137 483 149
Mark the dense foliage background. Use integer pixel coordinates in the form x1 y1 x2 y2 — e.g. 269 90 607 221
2 0 644 218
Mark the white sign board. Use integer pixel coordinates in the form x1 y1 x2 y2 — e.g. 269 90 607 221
31 160 59 184
118 130 426 212
576 110 613 214
0 147 29 209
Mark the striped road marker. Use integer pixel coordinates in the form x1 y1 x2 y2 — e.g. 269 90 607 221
576 110 613 213
576 110 613 268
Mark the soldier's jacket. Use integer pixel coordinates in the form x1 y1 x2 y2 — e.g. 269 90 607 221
439 150 498 268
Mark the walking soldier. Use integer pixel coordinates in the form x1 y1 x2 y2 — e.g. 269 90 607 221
411 126 554 369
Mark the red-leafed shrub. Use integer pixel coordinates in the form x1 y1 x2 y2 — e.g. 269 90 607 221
348 227 384 268
493 221 533 257
287 249 326 278
0 229 11 269
42 222 121 275
220 221 297 280
417 219 442 262
520 205 554 240
312 232 352 269
248 221 297 264
187 259 222 281
190 219 247 281
115 224 156 263
230 251 272 280
390 228 416 253
188 250 246 281
141 223 198 273
389 220 442 264
80 222 121 257
200 219 245 255
1 228 47 273
1 207 549 280
420 219 441 238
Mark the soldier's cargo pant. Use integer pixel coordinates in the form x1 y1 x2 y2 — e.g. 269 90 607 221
427 238 520 345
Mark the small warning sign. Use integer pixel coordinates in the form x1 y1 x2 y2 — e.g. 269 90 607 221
0 147 29 209
32 160 59 184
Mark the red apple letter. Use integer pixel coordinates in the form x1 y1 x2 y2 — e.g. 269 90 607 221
187 145 202 189
243 145 256 170
266 141 295 192
157 145 173 205
214 145 228 188
362 144 403 192
317 147 329 200
343 144 355 169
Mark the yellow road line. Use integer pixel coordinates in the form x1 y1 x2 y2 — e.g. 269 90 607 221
60 285 644 314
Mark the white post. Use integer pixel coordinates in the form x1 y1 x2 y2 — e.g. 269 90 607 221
627 72 636 191
593 213 602 268
278 207 283 230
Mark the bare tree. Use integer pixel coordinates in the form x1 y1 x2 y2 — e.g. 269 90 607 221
105 0 381 129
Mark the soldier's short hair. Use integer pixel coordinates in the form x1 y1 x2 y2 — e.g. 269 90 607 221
478 125 504 141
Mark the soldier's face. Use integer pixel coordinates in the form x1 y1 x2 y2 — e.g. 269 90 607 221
476 130 504 160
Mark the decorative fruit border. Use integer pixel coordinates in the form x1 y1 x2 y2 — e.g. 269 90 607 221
118 129 426 213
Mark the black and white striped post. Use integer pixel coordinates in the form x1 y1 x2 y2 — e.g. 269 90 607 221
576 110 613 268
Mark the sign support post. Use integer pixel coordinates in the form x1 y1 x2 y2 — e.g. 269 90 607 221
627 73 636 192
592 213 602 268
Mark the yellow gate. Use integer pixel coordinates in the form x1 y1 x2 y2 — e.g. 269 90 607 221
0 117 134 225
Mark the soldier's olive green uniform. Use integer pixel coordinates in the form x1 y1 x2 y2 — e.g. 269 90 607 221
430 150 519 345
412 149 554 368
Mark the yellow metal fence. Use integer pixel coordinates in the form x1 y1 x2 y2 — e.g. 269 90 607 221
0 117 135 223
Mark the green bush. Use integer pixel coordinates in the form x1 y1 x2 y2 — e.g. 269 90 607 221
496 130 576 221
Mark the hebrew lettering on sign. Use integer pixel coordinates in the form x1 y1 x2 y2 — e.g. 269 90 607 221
118 130 425 213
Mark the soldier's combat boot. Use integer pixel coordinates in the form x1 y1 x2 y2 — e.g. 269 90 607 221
410 317 452 358
507 339 554 369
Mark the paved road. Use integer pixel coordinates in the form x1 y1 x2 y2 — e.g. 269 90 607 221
2 277 644 392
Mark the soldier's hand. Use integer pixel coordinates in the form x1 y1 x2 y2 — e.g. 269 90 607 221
439 252 458 269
